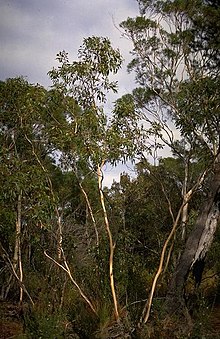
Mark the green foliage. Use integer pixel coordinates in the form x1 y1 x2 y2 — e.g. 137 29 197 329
0 78 54 253
189 0 220 70
120 0 219 166
49 36 122 106
24 310 65 339
174 76 220 156
0 11 220 336
47 36 139 167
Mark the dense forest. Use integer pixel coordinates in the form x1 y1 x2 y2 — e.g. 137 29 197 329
0 0 220 338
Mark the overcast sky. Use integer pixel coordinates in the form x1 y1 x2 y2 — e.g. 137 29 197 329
0 0 140 186
0 0 138 88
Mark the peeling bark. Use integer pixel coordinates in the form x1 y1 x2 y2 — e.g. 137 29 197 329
166 154 220 314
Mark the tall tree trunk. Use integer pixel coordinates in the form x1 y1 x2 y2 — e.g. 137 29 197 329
16 192 23 304
97 162 120 322
181 159 189 241
4 192 24 302
166 153 220 314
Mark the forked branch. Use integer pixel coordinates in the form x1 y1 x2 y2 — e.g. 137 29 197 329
139 166 209 326
44 250 97 315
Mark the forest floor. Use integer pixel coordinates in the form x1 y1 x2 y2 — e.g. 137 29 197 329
208 303 220 338
0 301 24 338
1 300 220 338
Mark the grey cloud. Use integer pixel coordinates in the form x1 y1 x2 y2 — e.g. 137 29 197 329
0 0 138 86
0 0 139 185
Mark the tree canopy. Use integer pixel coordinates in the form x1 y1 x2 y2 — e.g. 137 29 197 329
0 1 220 338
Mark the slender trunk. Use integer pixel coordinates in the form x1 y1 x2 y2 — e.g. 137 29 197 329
6 192 24 303
56 208 63 261
79 182 99 247
0 242 34 306
44 250 97 315
181 202 188 241
139 202 184 326
13 194 22 268
181 160 189 241
97 162 120 321
16 193 23 304
18 242 23 304
139 164 208 326
166 154 220 314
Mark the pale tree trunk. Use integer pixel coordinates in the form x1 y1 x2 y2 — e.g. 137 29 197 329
56 208 63 261
15 192 23 304
44 250 97 315
0 242 34 305
181 159 189 241
97 162 120 322
166 153 220 314
139 159 208 326
4 192 24 303
79 181 99 247
181 202 189 241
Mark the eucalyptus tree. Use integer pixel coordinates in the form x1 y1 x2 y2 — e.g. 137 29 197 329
120 0 220 325
48 36 140 322
189 0 220 71
0 76 96 325
0 77 55 304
